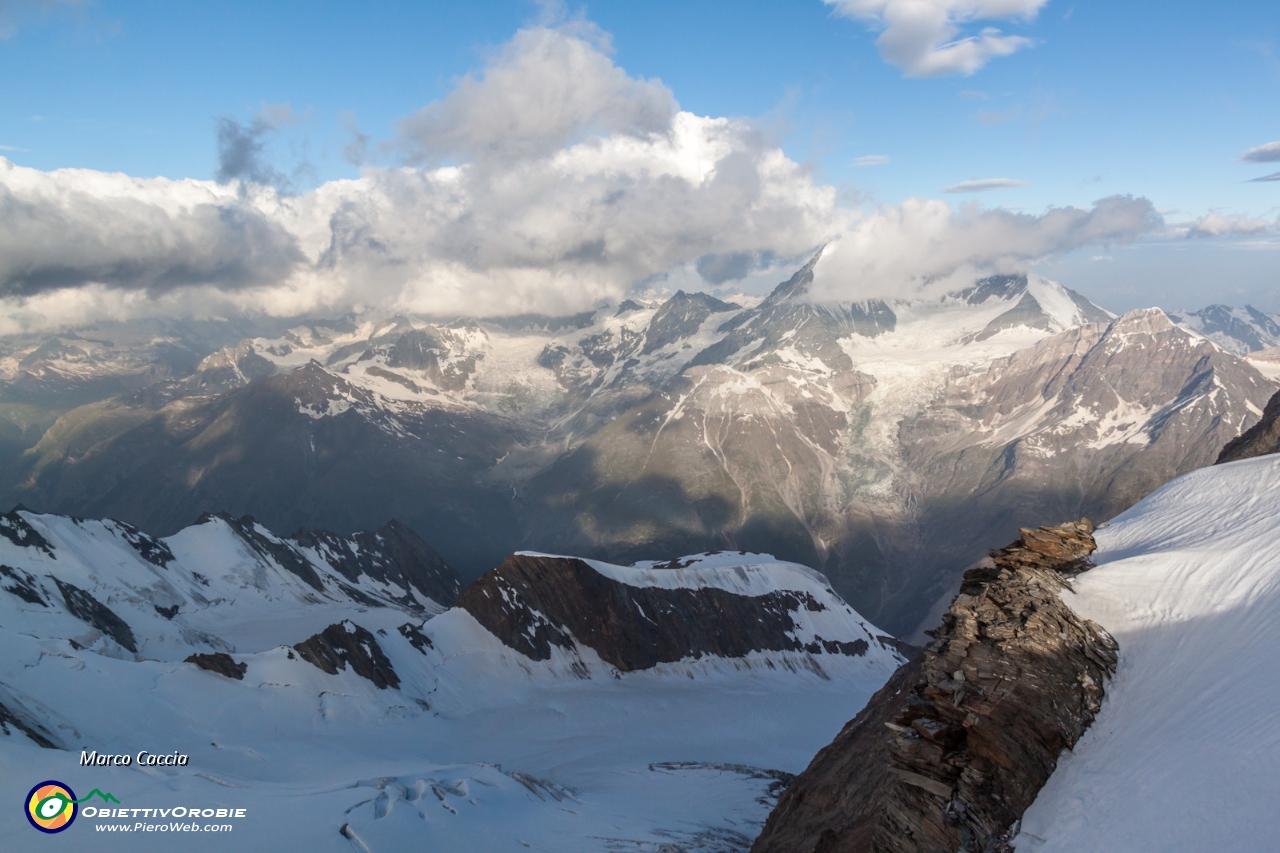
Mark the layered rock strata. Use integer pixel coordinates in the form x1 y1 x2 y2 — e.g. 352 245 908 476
752 520 1118 853
457 553 888 673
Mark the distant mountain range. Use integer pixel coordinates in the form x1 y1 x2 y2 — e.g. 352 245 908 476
2 255 1277 634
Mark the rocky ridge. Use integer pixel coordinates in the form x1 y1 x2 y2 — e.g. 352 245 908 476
752 520 1118 853
1217 387 1280 464
456 551 904 675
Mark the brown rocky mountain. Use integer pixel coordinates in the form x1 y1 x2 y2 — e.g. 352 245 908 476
522 285 1276 634
455 550 904 675
752 520 1118 853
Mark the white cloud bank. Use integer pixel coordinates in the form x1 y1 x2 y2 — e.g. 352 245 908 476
810 195 1162 301
824 0 1048 77
0 20 1168 333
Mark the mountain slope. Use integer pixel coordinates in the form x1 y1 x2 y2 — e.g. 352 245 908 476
4 363 524 573
2 261 1275 633
750 453 1280 853
457 551 902 673
0 509 901 851
888 307 1276 633
525 287 1276 634
1169 304 1280 355
1216 386 1280 463
1013 454 1280 851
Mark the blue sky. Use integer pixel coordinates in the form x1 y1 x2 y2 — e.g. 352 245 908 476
0 0 1277 322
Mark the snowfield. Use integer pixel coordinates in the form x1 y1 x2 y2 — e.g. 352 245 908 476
1016 453 1280 851
0 520 899 851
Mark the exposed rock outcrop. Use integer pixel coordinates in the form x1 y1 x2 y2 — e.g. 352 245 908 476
0 508 55 557
203 512 327 592
457 553 890 673
0 697 59 749
1217 387 1280 464
750 657 924 853
185 652 248 680
53 577 138 653
752 520 1118 853
293 621 399 690
1 564 48 605
111 519 176 567
292 519 461 607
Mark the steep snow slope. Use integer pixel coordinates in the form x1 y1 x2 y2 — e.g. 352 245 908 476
1014 454 1280 851
0 510 457 664
0 515 901 851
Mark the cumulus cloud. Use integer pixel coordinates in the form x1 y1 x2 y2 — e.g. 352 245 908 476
215 103 301 191
1240 141 1280 163
809 195 1162 301
824 0 1047 77
0 158 303 299
0 24 838 327
1249 172 1280 183
0 20 1166 332
395 24 675 165
1183 213 1276 239
942 177 1030 193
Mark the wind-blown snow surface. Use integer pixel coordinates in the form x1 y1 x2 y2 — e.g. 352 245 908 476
0 523 900 851
1014 454 1280 851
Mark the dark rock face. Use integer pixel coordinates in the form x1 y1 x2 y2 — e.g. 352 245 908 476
0 509 55 558
204 512 327 592
398 621 433 653
752 521 1118 853
0 698 59 749
293 519 461 607
641 291 740 354
111 519 175 567
963 276 1109 343
456 553 864 672
1 564 48 605
384 327 479 392
53 578 138 652
752 658 924 853
293 621 400 690
689 253 896 371
185 652 247 680
1217 388 1280 464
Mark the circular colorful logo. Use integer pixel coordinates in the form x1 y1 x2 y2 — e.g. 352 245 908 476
25 781 77 833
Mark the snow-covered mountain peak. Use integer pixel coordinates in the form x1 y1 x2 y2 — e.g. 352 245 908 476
0 509 460 664
1169 303 1280 356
